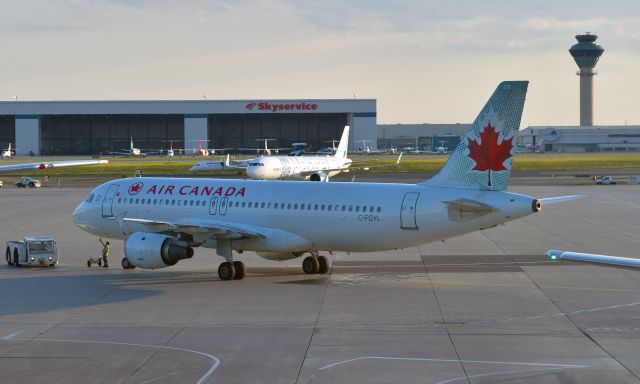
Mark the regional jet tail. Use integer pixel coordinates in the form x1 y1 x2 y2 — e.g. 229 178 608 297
74 81 585 281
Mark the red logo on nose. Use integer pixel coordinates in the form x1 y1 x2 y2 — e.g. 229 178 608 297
128 182 144 195
245 102 257 110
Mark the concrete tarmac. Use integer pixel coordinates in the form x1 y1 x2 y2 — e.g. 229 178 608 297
1 182 640 383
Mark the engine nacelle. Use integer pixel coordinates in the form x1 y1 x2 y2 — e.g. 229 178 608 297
256 251 305 261
124 232 194 269
309 171 329 182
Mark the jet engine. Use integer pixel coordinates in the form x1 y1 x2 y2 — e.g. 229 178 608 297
309 171 329 182
124 232 194 269
256 251 305 261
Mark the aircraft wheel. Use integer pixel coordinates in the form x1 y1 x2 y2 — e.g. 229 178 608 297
317 255 329 274
302 256 319 274
87 260 91 268
6 248 13 265
233 261 246 280
218 262 236 281
121 257 134 269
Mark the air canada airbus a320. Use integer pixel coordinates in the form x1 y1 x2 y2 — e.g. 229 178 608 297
73 81 584 280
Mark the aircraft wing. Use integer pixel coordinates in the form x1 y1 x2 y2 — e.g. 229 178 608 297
0 159 108 173
119 216 265 240
547 250 640 268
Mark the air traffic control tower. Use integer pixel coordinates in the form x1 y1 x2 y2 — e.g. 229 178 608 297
569 33 604 126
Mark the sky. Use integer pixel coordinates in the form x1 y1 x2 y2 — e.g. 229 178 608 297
2 0 639 126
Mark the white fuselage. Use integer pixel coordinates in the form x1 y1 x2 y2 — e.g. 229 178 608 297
246 155 351 180
74 177 537 253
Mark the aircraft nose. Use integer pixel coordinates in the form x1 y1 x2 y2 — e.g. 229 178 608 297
246 166 264 179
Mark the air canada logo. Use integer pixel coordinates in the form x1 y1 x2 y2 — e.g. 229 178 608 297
245 102 257 110
467 122 513 186
128 182 144 195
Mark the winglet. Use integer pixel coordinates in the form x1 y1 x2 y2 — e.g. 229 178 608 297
395 152 403 165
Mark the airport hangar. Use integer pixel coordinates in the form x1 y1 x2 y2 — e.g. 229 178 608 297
0 99 376 156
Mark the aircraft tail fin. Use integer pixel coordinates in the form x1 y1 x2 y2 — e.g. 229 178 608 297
420 81 528 191
334 126 350 158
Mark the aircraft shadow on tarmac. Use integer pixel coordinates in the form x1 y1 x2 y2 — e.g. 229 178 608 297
0 269 160 316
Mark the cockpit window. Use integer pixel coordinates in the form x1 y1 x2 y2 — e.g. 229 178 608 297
249 162 264 166
85 193 95 203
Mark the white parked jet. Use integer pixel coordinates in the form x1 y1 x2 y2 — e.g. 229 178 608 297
190 126 401 181
2 143 14 159
73 81 584 281
108 138 152 157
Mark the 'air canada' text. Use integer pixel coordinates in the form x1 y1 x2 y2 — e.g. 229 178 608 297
145 184 246 197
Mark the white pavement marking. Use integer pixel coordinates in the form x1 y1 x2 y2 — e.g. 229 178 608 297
435 367 586 384
1 331 22 340
10 337 220 384
463 300 640 326
318 356 588 370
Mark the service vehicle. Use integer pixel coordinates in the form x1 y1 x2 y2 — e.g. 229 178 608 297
593 176 617 185
6 236 58 266
14 176 41 188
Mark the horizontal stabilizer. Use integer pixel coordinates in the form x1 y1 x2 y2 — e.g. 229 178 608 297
539 195 587 205
547 250 640 268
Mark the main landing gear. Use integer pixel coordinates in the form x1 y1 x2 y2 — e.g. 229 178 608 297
216 239 246 281
302 251 329 275
217 260 246 281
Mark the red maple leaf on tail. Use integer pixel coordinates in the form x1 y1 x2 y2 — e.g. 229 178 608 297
467 123 513 186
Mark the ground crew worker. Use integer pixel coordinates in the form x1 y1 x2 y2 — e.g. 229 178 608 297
99 238 110 268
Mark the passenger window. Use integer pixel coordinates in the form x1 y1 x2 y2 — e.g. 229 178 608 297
172 200 176 206
377 206 381 213
117 197 121 203
135 198 139 204
349 205 353 212
370 206 374 213
314 204 319 210
190 200 194 206
356 206 360 212
287 203 291 209
165 200 169 205
321 204 325 211
242 202 246 208
301 204 305 210
294 203 298 210
141 199 145 205
261 202 265 208
268 203 272 209
248 202 252 208
342 205 346 211
154 199 157 205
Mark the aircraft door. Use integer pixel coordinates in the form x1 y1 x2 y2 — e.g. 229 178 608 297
219 197 228 215
102 184 119 217
400 192 419 230
209 197 218 215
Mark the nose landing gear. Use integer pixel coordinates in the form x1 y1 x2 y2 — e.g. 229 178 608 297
303 251 329 274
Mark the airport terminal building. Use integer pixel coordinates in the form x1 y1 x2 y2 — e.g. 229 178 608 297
518 125 640 152
0 99 376 155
